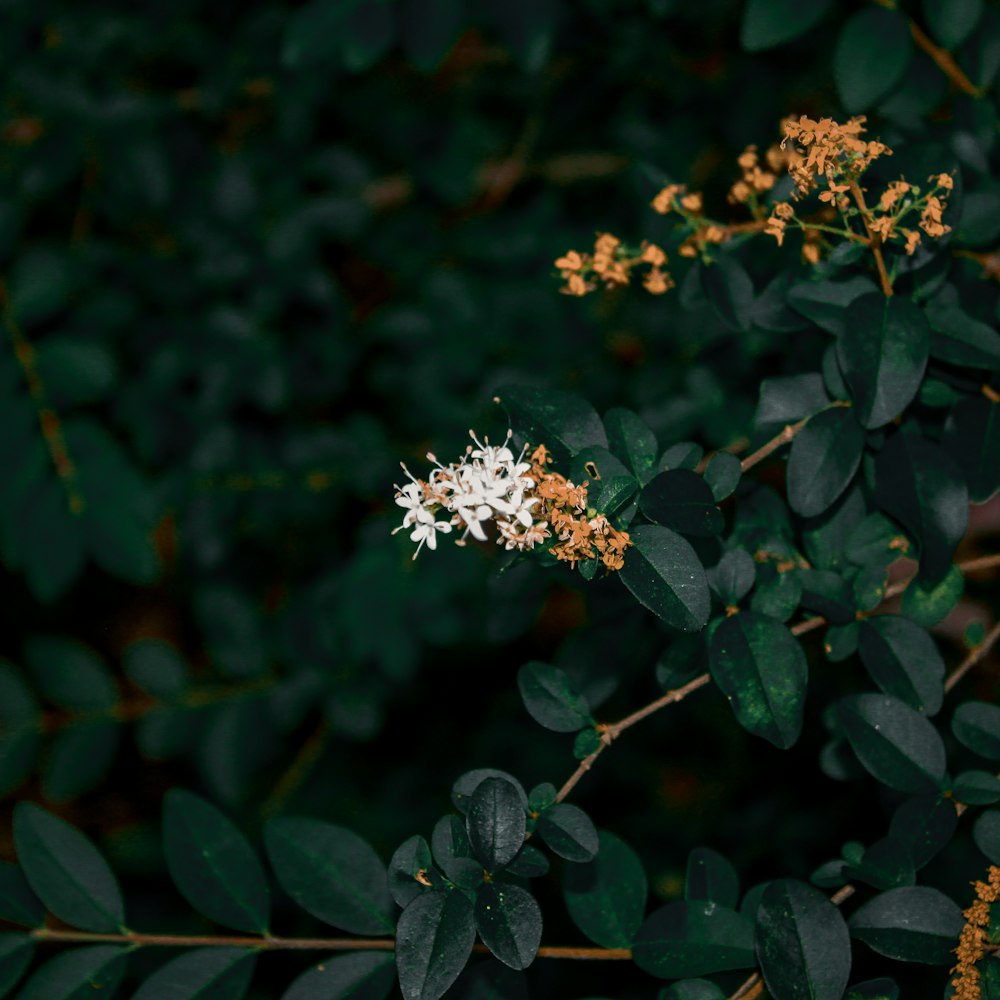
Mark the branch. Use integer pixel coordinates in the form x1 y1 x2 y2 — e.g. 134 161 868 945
849 180 893 297
944 620 1000 695
739 416 810 473
30 928 629 960
909 19 983 98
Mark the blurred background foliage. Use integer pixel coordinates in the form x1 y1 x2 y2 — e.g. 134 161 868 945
1 0 999 995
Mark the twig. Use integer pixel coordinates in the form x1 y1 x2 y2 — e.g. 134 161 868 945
30 928 629 960
739 416 810 473
849 180 893 297
944 620 1000 694
909 19 982 98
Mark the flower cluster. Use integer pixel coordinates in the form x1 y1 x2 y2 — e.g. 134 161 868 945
392 432 632 572
952 864 1000 999
727 143 798 205
555 233 671 297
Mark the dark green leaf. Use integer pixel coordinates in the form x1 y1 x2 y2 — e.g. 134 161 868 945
123 639 188 700
620 525 711 632
0 863 44 927
838 695 947 793
848 886 962 964
281 951 395 1000
685 847 738 910
640 470 723 537
834 8 912 111
755 374 829 430
632 901 756 978
389 836 434 909
786 406 864 517
516 662 591 733
837 295 929 430
432 816 480 889
0 662 41 797
703 452 741 502
701 255 754 333
925 303 1000 369
535 803 599 862
195 586 267 678
396 890 476 1000
845 978 898 1000
400 0 462 72
504 845 549 879
740 0 834 50
755 878 851 1000
874 431 968 585
591 475 639 520
824 623 858 662
750 569 802 623
708 612 807 749
842 837 915 890
857 616 945 715
498 386 608 467
451 771 527 816
164 789 270 934
0 933 33 997
563 831 647 949
283 0 363 69
659 442 704 472
447 959 529 1000
13 803 125 933
888 795 957 869
974 810 1000 864
953 770 1000 805
707 549 756 605
42 721 119 803
132 948 256 1000
944 396 1000 503
953 701 1000 759
787 278 877 337
901 563 964 626
467 778 526 871
924 0 983 48
573 728 603 760
265 819 393 935
845 514 907 568
604 408 658 484
24 636 117 710
14 945 127 1000
475 884 541 970
659 980 725 1000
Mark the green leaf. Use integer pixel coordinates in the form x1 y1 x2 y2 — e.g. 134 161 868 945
845 514 906 568
14 945 127 1000
432 816 480 889
283 0 362 68
924 303 1000 369
516 662 591 733
195 586 267 678
467 778 526 871
24 636 117 710
874 431 968 585
0 662 41 797
755 374 829 430
475 884 541 970
857 616 945 715
953 701 1000 759
604 408 658 484
164 789 271 934
944 396 1000 503
265 819 394 934
123 639 188 699
750 569 802 623
497 386 608 467
834 8 912 112
640 470 723 537
708 613 807 749
707 549 756 605
837 294 929 430
755 879 851 1000
400 0 461 71
13 803 125 933
974 810 1000 864
924 0 983 48
786 278 877 337
35 338 116 408
838 695 947 794
620 525 710 632
591 475 638 521
700 255 754 333
786 406 865 517
42 721 119 803
953 770 1000 805
563 831 647 948
888 795 957 869
842 837 915 891
396 890 476 1000
848 886 962 964
703 452 742 502
685 847 738 910
632 901 756 978
132 948 256 1000
447 959 529 999
659 981 725 1000
0 863 44 927
901 563 964 626
451 771 527 816
535 803 599 862
281 951 395 1000
660 442 704 472
504 845 549 879
389 836 434 909
0 933 33 998
740 0 833 50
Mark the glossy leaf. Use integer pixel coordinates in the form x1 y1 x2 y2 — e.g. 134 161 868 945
639 470 724 537
953 770 1000 805
15 945 127 1000
535 803 599 862
741 0 834 50
953 701 1000 759
620 525 710 632
604 407 658 483
708 612 807 748
451 771 528 816
925 302 1000 369
164 789 271 933
701 255 753 333
685 847 738 910
786 406 864 517
563 831 647 949
703 451 741 502
833 8 912 111
265 819 394 935
281 951 395 1000
0 933 33 997
755 879 851 1000
132 948 256 1000
974 810 1000 864
924 0 983 48
944 396 1000 503
396 890 476 1000
475 883 542 970
0 863 44 928
516 662 591 733
901 563 964 626
848 886 962 964
498 386 608 467
13 803 125 933
389 836 434 909
707 549 756 605
467 778 526 871
857 616 945 715
887 795 957 869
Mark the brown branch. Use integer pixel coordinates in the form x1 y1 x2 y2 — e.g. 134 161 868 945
944 620 1000 694
909 19 983 98
30 928 629 960
740 416 810 473
849 180 893 297
0 279 86 514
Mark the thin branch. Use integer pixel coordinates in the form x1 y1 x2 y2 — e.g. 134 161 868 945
849 180 893 297
29 928 629 960
909 19 982 98
944 620 1000 694
739 416 810 473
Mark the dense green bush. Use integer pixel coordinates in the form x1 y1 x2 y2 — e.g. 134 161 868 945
1 0 1000 997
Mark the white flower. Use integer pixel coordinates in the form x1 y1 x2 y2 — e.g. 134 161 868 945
408 518 452 558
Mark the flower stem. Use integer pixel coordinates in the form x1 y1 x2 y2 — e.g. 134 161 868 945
849 180 893 296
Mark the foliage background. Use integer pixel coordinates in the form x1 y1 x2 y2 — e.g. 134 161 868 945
0 0 999 996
